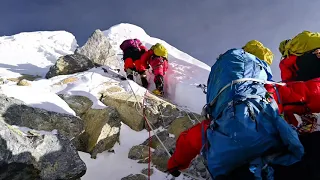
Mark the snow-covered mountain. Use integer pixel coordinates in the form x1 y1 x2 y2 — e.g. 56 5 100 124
0 23 211 180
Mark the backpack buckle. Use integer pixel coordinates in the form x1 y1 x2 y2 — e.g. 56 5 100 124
201 104 211 120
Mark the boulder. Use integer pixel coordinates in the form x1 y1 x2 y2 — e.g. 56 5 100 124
0 94 84 149
141 130 170 149
101 91 187 131
141 168 154 176
121 174 147 180
168 116 194 138
58 94 93 116
17 79 31 86
80 108 121 159
150 136 176 172
45 53 95 79
140 130 176 172
180 156 211 180
58 94 121 158
102 92 144 131
0 119 86 180
128 145 149 161
75 29 118 68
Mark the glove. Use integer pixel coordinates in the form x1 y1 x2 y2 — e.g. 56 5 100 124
170 170 181 177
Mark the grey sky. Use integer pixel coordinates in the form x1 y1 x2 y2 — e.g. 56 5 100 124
1 0 320 80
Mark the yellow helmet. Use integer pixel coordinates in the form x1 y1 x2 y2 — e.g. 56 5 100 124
279 39 291 56
243 40 274 65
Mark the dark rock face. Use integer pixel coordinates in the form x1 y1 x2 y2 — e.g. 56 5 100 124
45 53 94 79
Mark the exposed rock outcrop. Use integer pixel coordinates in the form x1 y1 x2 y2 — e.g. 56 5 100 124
45 53 94 79
0 94 84 149
75 29 118 68
0 119 86 180
59 94 121 158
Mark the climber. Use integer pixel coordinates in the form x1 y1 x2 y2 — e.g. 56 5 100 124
242 39 320 134
278 31 320 82
167 119 320 180
265 78 320 133
120 38 150 88
167 46 304 179
141 43 168 96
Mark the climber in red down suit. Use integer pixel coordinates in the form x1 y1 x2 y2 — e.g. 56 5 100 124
140 46 168 96
265 78 320 133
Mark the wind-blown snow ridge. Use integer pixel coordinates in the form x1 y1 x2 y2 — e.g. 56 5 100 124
0 30 77 78
104 23 210 70
104 23 210 113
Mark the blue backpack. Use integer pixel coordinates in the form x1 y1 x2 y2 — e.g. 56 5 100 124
201 48 304 179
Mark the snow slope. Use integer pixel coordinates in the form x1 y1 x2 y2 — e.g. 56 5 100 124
0 31 77 78
0 24 211 180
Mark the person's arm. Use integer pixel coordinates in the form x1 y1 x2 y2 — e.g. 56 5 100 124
163 59 169 74
124 58 134 72
277 82 308 114
167 120 210 176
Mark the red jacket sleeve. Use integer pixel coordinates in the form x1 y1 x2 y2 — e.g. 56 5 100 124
278 78 320 114
167 120 210 171
279 55 298 82
124 58 135 71
266 79 320 126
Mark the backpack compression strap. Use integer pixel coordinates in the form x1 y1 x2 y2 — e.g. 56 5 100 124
201 78 286 118
208 78 285 108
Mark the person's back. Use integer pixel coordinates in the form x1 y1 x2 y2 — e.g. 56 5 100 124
123 47 144 61
120 39 149 88
203 48 304 179
206 48 272 117
295 49 320 81
142 43 169 96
